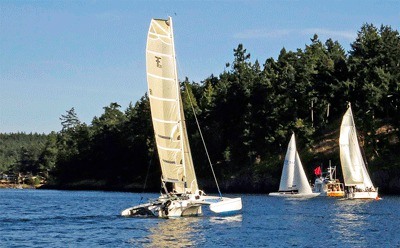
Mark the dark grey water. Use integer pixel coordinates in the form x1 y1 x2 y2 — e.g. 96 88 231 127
0 189 399 247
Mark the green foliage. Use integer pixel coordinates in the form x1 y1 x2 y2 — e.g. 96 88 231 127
1 23 399 193
0 133 48 174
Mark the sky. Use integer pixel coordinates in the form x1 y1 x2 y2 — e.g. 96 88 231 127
1 0 399 134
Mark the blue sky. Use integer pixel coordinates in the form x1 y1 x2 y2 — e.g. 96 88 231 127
1 0 398 133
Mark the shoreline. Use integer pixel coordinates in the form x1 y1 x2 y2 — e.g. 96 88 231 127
0 183 37 189
1 184 400 195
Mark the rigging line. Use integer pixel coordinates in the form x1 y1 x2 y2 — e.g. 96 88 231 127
174 38 222 197
140 141 155 204
184 81 223 198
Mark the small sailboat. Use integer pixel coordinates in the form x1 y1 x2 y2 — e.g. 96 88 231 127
312 162 345 197
121 17 242 217
269 133 319 198
339 103 379 199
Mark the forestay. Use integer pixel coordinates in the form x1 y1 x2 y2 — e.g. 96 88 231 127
146 18 198 194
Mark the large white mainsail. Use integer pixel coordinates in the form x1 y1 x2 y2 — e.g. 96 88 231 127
146 18 197 194
339 104 374 190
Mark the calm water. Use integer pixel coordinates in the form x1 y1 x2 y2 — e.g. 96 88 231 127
0 189 399 247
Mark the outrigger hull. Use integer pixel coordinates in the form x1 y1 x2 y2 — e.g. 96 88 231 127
121 195 242 218
121 202 160 217
208 197 242 214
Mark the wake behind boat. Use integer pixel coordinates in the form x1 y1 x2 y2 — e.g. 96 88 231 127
339 103 379 200
121 17 242 218
269 133 319 198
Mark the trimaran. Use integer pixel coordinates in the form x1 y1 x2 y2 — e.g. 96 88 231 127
121 17 242 218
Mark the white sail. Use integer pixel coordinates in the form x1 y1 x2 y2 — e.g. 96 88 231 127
146 17 198 194
278 133 312 193
339 105 374 190
293 151 313 194
269 133 317 197
278 133 296 191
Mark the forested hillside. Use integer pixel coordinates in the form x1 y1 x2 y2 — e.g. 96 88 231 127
0 133 50 174
1 24 399 193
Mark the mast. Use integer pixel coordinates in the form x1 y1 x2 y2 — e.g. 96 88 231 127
169 17 187 192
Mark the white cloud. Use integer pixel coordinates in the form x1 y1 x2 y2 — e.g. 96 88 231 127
301 28 356 41
234 28 356 41
234 29 292 39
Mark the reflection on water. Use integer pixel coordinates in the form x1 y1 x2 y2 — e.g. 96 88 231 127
1 190 399 247
209 214 243 224
330 199 372 247
126 213 243 247
145 217 205 248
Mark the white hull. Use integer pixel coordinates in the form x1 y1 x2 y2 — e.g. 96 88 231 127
122 194 242 218
160 200 202 217
269 192 320 198
121 198 202 218
347 191 378 199
209 197 242 213
121 202 160 217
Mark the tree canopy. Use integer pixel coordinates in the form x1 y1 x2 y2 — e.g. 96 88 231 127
1 23 399 193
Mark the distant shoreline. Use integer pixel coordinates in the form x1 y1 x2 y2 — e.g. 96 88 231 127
2 183 400 195
0 183 36 189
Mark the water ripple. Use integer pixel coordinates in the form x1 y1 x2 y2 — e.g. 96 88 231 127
1 190 399 247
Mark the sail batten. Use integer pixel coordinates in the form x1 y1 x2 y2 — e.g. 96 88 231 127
146 49 174 57
150 20 170 34
152 118 179 124
148 94 177 102
148 34 171 40
148 32 171 38
147 72 175 81
156 145 181 152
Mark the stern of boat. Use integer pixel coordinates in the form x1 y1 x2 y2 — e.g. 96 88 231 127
347 191 378 199
327 191 345 197
158 199 202 218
